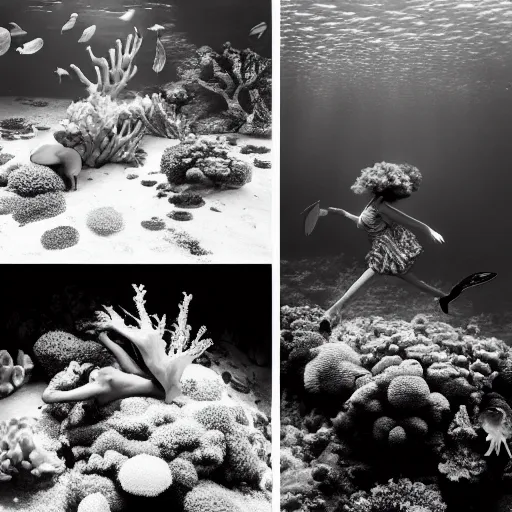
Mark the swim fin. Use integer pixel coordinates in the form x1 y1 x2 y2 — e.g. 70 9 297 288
438 272 498 314
301 200 321 236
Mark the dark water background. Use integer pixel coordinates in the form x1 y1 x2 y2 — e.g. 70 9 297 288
281 80 512 314
0 0 271 98
0 265 272 364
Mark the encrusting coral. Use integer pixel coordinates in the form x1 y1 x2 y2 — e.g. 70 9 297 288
0 349 34 398
54 30 147 168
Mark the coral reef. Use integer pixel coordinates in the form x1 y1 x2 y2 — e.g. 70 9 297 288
166 228 212 256
254 158 271 169
7 163 66 197
86 206 125 236
54 31 146 168
161 137 252 189
11 191 66 227
0 152 14 166
41 226 80 251
0 118 35 140
0 416 65 481
280 302 512 512
194 43 271 136
240 145 271 155
141 217 166 230
0 349 34 398
168 210 193 221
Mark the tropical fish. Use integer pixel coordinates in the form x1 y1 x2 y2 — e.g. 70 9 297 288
54 67 70 84
439 272 498 314
9 23 27 37
61 13 78 33
249 21 268 39
148 24 164 32
301 200 321 236
16 38 44 55
152 35 166 73
0 28 11 57
119 9 135 21
78 25 96 43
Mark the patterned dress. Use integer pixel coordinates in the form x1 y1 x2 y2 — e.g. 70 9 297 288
357 199 423 275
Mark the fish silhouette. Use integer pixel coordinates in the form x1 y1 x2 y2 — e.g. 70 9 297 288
16 38 44 55
9 23 27 37
119 9 135 22
78 25 96 43
249 22 268 39
301 200 321 236
439 272 498 314
153 34 166 73
61 13 78 34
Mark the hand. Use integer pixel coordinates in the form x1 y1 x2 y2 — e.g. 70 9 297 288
428 228 445 244
319 209 328 217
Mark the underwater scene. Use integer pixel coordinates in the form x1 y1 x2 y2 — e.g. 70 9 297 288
280 1 512 512
0 0 272 263
0 264 272 511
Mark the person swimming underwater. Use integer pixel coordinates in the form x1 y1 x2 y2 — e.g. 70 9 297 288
42 332 166 405
316 162 497 335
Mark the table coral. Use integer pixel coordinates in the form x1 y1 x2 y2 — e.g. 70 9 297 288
161 137 252 189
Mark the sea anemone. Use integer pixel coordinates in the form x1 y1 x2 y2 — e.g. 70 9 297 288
480 406 512 458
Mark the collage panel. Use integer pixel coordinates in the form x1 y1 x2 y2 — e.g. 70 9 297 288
281 1 512 512
0 0 272 263
0 264 272 511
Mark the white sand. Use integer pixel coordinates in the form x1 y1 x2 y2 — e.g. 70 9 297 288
0 97 272 263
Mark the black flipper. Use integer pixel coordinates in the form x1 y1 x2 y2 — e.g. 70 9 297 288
73 175 78 191
319 318 332 335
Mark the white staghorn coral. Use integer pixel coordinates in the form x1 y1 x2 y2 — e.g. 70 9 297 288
95 285 213 403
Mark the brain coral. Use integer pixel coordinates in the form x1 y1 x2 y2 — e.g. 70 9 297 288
118 454 173 497
77 493 111 512
86 207 124 236
33 331 114 378
181 364 226 401
7 163 65 197
387 375 431 410
304 343 369 396
12 191 66 226
161 138 252 189
184 480 271 512
41 226 80 250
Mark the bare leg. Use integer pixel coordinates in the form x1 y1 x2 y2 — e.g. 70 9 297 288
398 272 445 298
98 332 148 377
325 268 378 319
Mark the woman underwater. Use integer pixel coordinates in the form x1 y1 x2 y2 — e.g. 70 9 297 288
316 162 496 334
42 331 194 405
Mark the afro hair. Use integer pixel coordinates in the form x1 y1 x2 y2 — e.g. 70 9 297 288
351 162 422 202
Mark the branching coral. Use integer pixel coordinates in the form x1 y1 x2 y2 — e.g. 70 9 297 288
55 30 147 168
93 285 213 403
196 43 271 135
132 93 191 140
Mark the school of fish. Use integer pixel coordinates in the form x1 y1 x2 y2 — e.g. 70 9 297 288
281 0 512 98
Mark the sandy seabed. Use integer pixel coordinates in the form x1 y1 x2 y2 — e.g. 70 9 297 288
0 97 272 264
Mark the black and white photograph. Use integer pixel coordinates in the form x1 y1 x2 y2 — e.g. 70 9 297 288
0 0 272 263
0 264 272 512
280 1 512 511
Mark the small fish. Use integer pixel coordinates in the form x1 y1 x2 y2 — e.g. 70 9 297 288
9 22 27 37
301 200 321 236
61 13 78 33
152 35 166 73
249 21 268 39
439 272 498 314
16 38 44 55
54 67 70 84
119 9 135 21
78 25 96 43
148 24 164 32
0 28 11 57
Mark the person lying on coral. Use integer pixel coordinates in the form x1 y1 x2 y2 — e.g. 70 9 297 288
0 142 83 191
42 286 213 405
316 162 496 335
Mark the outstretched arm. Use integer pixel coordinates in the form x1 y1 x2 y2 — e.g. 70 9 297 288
377 202 444 243
320 207 359 224
98 332 149 377
42 382 104 404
